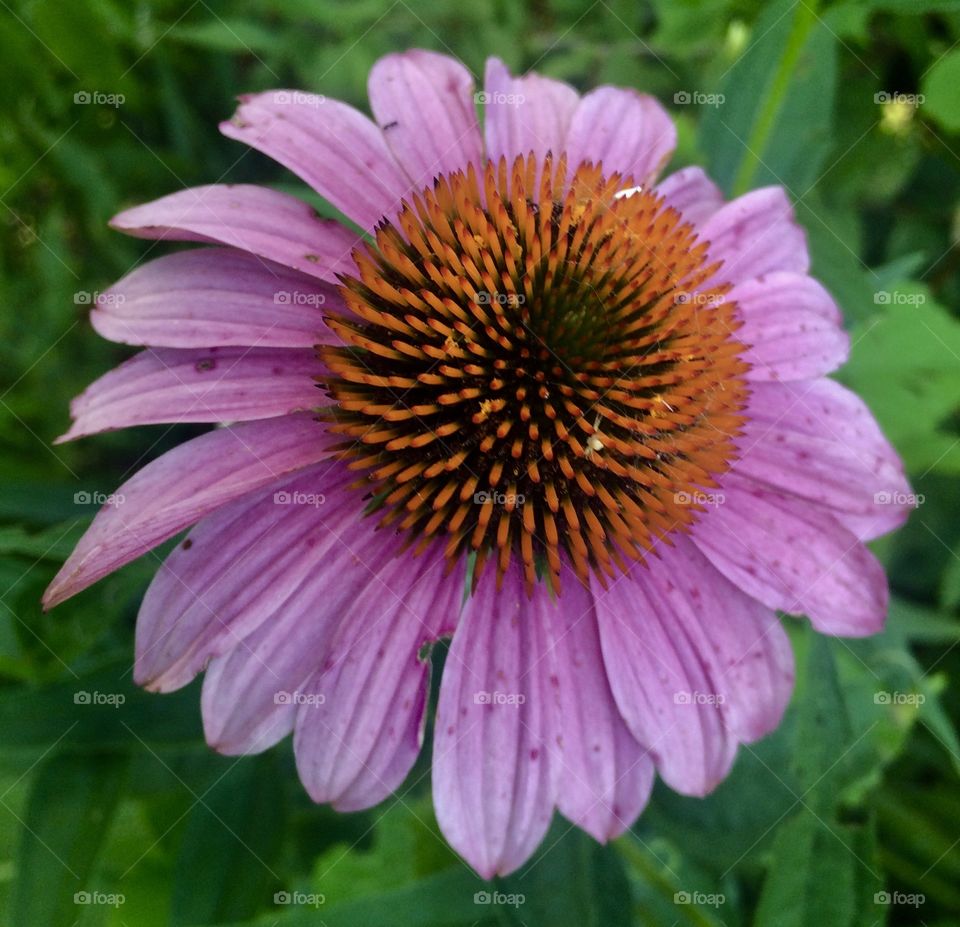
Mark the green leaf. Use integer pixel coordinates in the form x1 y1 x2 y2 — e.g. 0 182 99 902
700 0 837 196
922 50 960 133
839 284 960 475
170 754 285 925
754 811 882 927
10 751 128 927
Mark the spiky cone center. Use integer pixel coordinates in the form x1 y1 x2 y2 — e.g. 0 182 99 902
320 154 749 595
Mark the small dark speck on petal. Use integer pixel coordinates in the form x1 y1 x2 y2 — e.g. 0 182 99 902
304 253 320 263
530 748 540 761
195 358 216 372
383 120 399 130
182 539 193 550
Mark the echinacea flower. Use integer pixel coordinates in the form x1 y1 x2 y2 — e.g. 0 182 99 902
46 50 913 878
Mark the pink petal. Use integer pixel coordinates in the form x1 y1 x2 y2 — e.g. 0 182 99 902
699 187 809 285
134 462 358 692
654 166 725 225
692 472 889 637
200 517 404 755
369 50 483 193
294 543 465 811
91 248 340 348
58 347 323 441
545 572 654 842
110 185 360 281
42 413 331 609
643 537 795 744
564 87 676 185
482 57 579 168
433 566 555 878
220 92 411 231
592 563 737 796
734 379 913 540
733 273 849 381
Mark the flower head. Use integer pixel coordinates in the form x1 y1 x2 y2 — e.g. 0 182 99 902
46 50 913 878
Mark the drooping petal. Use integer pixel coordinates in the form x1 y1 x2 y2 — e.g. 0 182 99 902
58 347 323 441
698 187 809 284
134 462 357 692
592 562 737 796
692 472 889 637
369 50 483 192
294 542 465 811
655 166 725 225
483 57 579 168
733 272 849 381
641 537 795 744
545 572 655 842
200 519 404 755
733 379 914 540
91 248 340 348
42 413 331 609
433 565 555 879
110 185 360 281
564 87 676 185
220 92 411 231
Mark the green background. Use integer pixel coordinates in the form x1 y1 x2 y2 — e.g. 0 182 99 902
2 0 960 924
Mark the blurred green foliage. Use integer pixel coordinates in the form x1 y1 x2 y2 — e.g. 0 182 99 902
1 0 959 925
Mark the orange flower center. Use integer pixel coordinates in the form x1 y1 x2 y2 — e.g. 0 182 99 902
321 154 748 594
